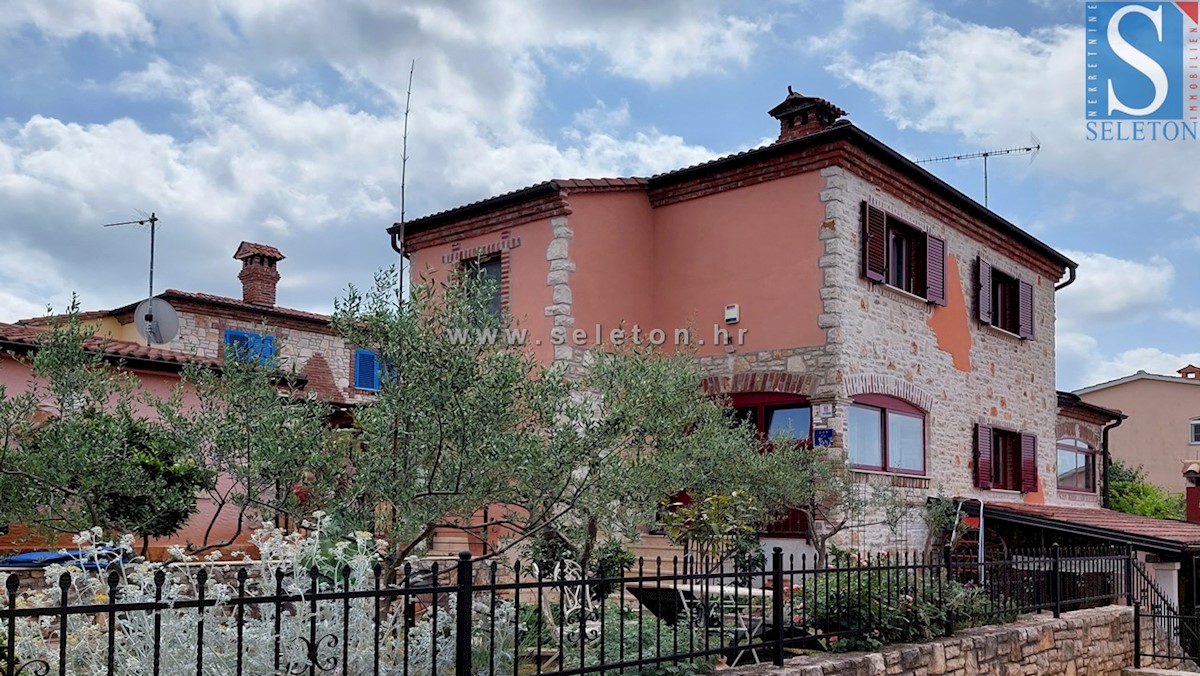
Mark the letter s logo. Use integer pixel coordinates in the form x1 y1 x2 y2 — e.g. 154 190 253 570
1107 4 1170 116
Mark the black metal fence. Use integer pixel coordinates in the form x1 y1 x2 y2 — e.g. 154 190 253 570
2 544 1133 675
1132 560 1199 668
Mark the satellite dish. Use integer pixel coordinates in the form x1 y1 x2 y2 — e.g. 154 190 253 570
134 298 180 345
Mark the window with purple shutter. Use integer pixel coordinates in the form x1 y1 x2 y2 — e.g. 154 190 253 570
1020 433 1038 493
925 235 946 306
1018 280 1034 339
861 202 945 305
975 424 993 489
862 203 887 283
978 258 1035 340
976 258 993 324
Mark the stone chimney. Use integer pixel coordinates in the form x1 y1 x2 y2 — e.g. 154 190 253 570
768 86 847 143
233 241 285 307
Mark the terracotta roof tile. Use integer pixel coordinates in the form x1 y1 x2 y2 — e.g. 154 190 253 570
987 502 1200 548
233 242 285 260
162 290 330 323
399 178 648 231
0 322 217 368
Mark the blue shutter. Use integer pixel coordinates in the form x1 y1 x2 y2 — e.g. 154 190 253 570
355 350 379 390
259 335 276 365
224 330 251 361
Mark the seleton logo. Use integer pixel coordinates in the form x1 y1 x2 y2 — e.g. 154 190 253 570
1086 1 1200 141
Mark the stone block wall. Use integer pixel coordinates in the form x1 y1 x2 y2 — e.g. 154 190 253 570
731 606 1195 676
166 308 373 405
812 166 1065 550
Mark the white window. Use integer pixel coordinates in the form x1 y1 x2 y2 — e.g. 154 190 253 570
1190 419 1200 444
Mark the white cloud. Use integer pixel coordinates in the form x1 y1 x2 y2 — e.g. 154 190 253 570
1055 250 1174 331
1059 331 1200 389
0 0 151 41
808 0 928 51
1166 308 1200 329
0 0 753 321
830 16 1200 215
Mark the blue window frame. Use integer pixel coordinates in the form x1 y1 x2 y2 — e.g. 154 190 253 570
355 349 380 391
224 329 276 366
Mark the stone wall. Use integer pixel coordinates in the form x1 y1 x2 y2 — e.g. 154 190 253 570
731 606 1196 676
815 166 1065 551
167 308 372 405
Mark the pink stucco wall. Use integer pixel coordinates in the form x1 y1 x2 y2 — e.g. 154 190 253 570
652 172 827 355
568 192 656 340
0 354 253 559
1080 377 1200 493
409 172 827 360
409 222 556 363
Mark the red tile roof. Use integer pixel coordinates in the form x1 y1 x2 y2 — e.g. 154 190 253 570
158 290 330 323
21 291 332 327
986 502 1200 550
233 241 285 260
0 322 217 369
392 122 1075 272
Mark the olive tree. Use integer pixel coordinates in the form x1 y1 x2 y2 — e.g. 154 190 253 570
331 268 814 566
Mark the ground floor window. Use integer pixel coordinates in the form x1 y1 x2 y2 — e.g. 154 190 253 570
846 394 925 475
731 393 811 537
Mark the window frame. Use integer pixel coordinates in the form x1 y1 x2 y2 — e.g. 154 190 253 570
975 425 1037 493
354 349 381 391
223 328 275 366
460 254 504 320
860 202 946 306
847 394 927 476
730 392 812 538
990 428 1022 491
977 257 1035 340
1190 419 1200 445
1055 437 1096 493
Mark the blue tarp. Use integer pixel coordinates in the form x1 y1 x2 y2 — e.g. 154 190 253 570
0 548 127 570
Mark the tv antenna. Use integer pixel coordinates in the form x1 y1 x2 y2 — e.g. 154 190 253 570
103 211 177 345
916 134 1040 208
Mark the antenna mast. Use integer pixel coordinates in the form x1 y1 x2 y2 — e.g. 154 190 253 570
397 59 416 297
915 134 1040 208
103 212 160 345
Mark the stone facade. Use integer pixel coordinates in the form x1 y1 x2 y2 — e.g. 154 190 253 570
163 306 372 405
731 606 1196 676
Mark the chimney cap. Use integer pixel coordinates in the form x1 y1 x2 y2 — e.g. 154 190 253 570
234 241 286 262
768 85 847 121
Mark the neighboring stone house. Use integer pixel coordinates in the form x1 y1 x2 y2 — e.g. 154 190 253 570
391 89 1133 559
17 241 379 408
2 242 383 558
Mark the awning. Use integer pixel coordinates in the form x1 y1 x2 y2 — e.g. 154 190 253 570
981 502 1200 554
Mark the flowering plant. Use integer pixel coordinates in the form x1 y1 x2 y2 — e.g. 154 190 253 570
1 515 515 675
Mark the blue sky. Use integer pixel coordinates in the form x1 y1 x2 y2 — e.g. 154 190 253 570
0 0 1193 390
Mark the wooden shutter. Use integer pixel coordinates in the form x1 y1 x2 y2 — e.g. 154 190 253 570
975 424 993 490
1020 433 1038 493
976 258 993 324
925 234 946 306
355 350 378 390
1018 280 1035 340
861 202 886 282
259 335 276 364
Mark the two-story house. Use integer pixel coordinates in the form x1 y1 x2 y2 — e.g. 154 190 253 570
1 242 384 559
390 89 1135 561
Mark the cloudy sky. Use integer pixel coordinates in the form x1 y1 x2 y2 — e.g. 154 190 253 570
0 0 1192 390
